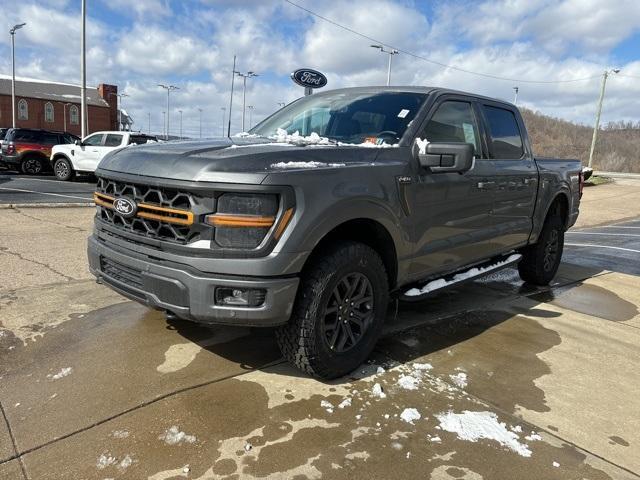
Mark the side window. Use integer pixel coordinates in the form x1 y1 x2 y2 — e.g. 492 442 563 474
129 136 148 145
482 105 524 159
83 134 104 146
42 133 59 144
422 101 480 154
44 102 55 123
104 134 123 147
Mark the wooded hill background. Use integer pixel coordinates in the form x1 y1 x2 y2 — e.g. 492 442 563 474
520 108 640 173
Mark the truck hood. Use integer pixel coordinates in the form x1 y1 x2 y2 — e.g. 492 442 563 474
97 137 388 184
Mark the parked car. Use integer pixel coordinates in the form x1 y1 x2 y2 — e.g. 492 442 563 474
50 131 157 181
88 86 583 379
0 128 9 168
0 128 79 174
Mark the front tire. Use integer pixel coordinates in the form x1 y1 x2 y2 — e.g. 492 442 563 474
276 241 389 379
21 156 45 175
53 158 75 181
518 214 564 285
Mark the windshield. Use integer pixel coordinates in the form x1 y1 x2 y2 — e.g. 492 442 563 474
251 91 427 145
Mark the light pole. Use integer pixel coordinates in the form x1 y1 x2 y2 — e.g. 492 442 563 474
178 110 183 140
60 102 72 132
198 108 203 139
158 84 179 140
148 112 151 134
588 69 620 168
513 86 519 105
10 23 26 128
162 111 166 139
248 105 254 129
235 70 258 132
370 45 399 86
80 0 87 136
110 92 129 131
221 107 226 137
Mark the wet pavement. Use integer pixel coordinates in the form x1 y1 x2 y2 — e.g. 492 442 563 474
1 211 640 479
0 172 95 205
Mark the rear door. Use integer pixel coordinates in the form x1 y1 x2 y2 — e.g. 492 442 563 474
407 96 499 279
479 103 538 249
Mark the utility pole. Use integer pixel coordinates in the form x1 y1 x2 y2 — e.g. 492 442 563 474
198 108 203 138
248 105 254 129
221 107 226 137
178 110 183 140
513 86 519 105
162 111 166 139
588 69 620 168
158 84 179 140
10 23 26 128
227 55 236 137
370 45 399 86
80 0 87 137
235 70 258 132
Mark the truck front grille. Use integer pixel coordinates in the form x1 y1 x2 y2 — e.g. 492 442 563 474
95 178 207 244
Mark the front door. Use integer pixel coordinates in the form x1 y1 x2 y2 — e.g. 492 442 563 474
75 133 105 171
407 98 498 280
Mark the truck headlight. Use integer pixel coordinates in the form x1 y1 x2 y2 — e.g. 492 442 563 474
205 193 279 249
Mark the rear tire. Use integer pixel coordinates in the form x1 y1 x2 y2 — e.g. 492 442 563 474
518 214 564 286
53 157 75 181
21 156 45 175
276 241 389 379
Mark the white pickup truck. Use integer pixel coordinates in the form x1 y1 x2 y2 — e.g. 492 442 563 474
50 131 157 181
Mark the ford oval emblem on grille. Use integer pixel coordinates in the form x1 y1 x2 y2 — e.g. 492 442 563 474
113 197 137 218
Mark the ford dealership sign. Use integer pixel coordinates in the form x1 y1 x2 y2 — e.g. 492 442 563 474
291 68 327 89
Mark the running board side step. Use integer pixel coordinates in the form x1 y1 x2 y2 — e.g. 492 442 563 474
400 253 522 302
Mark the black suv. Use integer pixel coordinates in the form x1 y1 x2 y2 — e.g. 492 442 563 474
0 128 79 175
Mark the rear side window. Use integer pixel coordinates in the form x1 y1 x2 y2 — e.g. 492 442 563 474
129 135 149 145
42 133 60 144
482 106 524 159
422 101 480 153
12 130 36 142
104 134 123 147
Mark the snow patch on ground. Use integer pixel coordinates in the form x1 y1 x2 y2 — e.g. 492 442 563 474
553 461 560 467
436 410 532 457
525 432 542 441
112 430 130 439
412 362 433 371
400 408 421 424
96 452 118 469
338 398 352 409
320 400 334 413
397 374 420 390
158 426 197 445
48 367 72 380
404 254 522 296
449 372 468 389
371 383 387 399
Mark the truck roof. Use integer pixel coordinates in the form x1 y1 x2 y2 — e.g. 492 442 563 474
312 86 517 108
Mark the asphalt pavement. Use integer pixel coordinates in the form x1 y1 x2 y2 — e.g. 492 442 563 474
0 171 95 205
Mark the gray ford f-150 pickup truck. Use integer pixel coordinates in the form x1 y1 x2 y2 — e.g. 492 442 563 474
89 87 583 378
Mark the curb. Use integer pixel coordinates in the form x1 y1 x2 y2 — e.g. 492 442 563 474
0 202 95 209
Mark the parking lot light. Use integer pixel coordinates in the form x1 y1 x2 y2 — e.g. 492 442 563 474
10 22 26 128
235 71 258 132
370 44 399 86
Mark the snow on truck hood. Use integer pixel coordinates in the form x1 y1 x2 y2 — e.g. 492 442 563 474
96 135 390 183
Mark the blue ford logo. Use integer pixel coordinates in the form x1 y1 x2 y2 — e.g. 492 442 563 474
113 197 137 218
291 68 327 89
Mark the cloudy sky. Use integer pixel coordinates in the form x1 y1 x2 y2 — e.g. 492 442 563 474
1 0 639 137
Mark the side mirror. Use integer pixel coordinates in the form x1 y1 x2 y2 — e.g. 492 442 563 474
414 140 474 173
74 139 81 146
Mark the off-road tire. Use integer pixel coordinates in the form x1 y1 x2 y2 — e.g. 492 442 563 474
53 157 75 181
276 241 389 379
518 214 564 286
21 156 45 175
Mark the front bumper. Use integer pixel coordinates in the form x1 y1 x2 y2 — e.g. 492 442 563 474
88 235 299 326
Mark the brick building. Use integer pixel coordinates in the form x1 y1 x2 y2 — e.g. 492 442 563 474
0 74 118 136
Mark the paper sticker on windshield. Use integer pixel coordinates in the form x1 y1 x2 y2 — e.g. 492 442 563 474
462 123 476 145
397 109 410 118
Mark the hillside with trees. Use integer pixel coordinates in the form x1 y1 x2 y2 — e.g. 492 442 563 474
520 108 640 173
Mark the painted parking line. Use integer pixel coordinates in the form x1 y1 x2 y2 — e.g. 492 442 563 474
0 187 92 202
590 226 640 229
565 243 640 254
568 232 640 237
